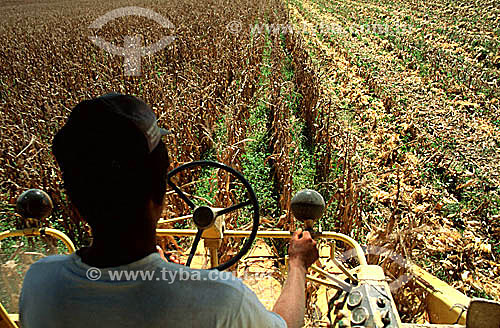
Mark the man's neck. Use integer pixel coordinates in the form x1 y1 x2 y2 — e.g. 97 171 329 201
78 225 157 268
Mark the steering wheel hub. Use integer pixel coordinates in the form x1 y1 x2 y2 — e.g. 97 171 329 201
193 206 216 229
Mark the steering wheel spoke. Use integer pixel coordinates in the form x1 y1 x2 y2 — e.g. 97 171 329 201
216 199 252 217
186 228 204 267
167 182 197 209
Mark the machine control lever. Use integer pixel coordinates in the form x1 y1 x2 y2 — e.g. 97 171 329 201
290 189 325 232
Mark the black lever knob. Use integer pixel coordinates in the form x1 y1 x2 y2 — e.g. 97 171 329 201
290 189 325 222
16 189 53 220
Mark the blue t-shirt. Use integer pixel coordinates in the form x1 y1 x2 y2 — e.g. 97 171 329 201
19 253 286 328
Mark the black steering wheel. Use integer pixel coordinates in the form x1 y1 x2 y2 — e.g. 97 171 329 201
166 160 260 271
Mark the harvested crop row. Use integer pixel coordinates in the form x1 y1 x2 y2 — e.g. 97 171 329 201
286 0 499 317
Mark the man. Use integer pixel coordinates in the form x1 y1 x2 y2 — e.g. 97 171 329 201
20 93 319 328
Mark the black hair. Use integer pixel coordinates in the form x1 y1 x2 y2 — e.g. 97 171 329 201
52 104 169 229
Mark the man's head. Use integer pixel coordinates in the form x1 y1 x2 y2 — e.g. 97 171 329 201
52 93 170 231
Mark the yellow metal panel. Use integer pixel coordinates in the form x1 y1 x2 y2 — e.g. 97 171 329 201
410 265 469 324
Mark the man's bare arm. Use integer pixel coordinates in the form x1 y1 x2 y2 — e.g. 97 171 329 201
272 261 307 328
272 229 319 328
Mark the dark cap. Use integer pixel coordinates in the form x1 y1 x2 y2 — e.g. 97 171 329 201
53 93 169 171
95 93 170 153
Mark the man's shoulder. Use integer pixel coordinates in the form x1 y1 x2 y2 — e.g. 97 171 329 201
21 254 76 300
27 254 75 271
32 253 75 264
23 254 75 282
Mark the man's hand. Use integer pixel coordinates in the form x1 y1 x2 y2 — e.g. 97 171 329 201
156 245 183 264
288 228 319 270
